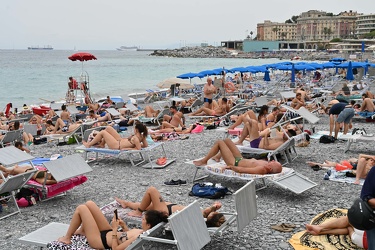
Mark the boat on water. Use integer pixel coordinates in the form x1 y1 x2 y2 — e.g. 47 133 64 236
28 45 53 50
116 46 138 51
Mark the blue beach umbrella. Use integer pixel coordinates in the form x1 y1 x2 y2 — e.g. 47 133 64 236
263 70 270 81
229 67 249 73
330 58 346 63
176 72 204 79
346 61 354 81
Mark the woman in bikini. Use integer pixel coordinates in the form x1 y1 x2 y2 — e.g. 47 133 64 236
193 138 282 175
0 164 57 185
257 105 269 131
57 200 168 249
83 123 148 150
149 124 197 134
115 186 226 227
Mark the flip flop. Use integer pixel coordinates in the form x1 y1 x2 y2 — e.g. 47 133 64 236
271 224 293 232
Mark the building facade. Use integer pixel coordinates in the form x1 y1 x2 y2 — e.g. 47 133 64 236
257 20 296 41
296 10 357 41
356 13 375 37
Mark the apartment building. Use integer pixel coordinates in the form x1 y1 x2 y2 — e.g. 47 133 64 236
356 13 375 37
257 20 296 41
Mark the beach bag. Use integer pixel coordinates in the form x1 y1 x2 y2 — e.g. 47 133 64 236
348 198 375 230
319 135 335 144
33 137 47 145
189 183 232 199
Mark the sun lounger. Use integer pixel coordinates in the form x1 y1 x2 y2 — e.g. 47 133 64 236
41 124 82 145
127 200 211 250
344 133 375 152
0 130 23 147
23 124 39 136
208 181 257 235
25 154 92 200
75 142 175 169
186 159 317 194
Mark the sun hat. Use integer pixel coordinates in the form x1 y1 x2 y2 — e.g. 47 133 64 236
347 198 375 230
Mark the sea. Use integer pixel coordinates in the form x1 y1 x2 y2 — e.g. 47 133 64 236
0 49 281 110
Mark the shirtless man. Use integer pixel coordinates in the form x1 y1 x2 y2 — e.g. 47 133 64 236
60 105 72 124
360 93 375 112
290 92 305 110
193 138 282 175
161 106 184 129
203 77 216 109
189 98 230 116
235 117 296 150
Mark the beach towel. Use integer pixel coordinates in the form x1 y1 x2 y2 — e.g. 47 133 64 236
289 209 364 250
326 169 364 186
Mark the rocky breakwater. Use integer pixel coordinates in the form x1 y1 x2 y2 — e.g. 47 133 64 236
151 46 233 58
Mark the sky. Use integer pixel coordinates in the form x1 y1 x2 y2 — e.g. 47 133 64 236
1 0 374 50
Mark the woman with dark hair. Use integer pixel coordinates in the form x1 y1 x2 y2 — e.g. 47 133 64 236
57 200 168 249
257 105 269 131
83 124 148 150
115 186 226 228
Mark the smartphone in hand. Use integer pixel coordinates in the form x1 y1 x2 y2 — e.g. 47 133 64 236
114 209 118 220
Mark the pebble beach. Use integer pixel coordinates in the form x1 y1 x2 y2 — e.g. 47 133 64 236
1 113 373 250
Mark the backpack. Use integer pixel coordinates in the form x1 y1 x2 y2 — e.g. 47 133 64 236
189 183 232 199
319 135 335 143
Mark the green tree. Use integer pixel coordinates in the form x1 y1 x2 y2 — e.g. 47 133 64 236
363 31 375 39
272 27 279 40
323 27 333 40
285 19 293 24
291 15 299 23
330 38 342 42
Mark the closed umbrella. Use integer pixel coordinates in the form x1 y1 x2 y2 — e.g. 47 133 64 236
291 64 296 85
263 70 270 81
346 61 354 81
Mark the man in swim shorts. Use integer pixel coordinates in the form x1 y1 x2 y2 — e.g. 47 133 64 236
203 77 216 109
193 138 282 175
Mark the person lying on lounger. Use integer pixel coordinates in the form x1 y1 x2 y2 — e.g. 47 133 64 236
115 186 226 227
189 97 230 117
193 138 282 175
0 164 57 185
307 153 375 185
305 215 366 248
235 116 296 150
149 124 197 134
83 124 148 150
57 200 168 249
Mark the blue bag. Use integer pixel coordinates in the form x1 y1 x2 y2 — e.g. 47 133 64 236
189 183 232 199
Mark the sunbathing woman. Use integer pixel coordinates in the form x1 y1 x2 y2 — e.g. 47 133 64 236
83 123 148 150
193 138 282 175
189 98 230 117
115 186 226 227
57 200 168 249
0 164 57 185
44 118 81 134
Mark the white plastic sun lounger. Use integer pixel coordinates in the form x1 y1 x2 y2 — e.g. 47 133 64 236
41 124 82 145
187 159 317 194
76 142 175 169
344 134 375 152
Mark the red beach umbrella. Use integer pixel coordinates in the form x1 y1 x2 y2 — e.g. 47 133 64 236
68 52 97 73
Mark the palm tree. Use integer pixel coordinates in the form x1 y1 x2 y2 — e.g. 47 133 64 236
272 27 279 40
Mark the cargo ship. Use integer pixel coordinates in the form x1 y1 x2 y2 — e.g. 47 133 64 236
28 45 53 50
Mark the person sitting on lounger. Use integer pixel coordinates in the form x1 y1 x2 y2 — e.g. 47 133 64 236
83 124 148 150
57 200 168 249
290 92 306 110
235 117 296 150
305 215 367 248
115 186 226 227
360 94 375 113
161 106 184 129
0 164 57 185
189 97 230 117
44 118 81 134
87 109 112 122
144 105 160 118
193 138 282 174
